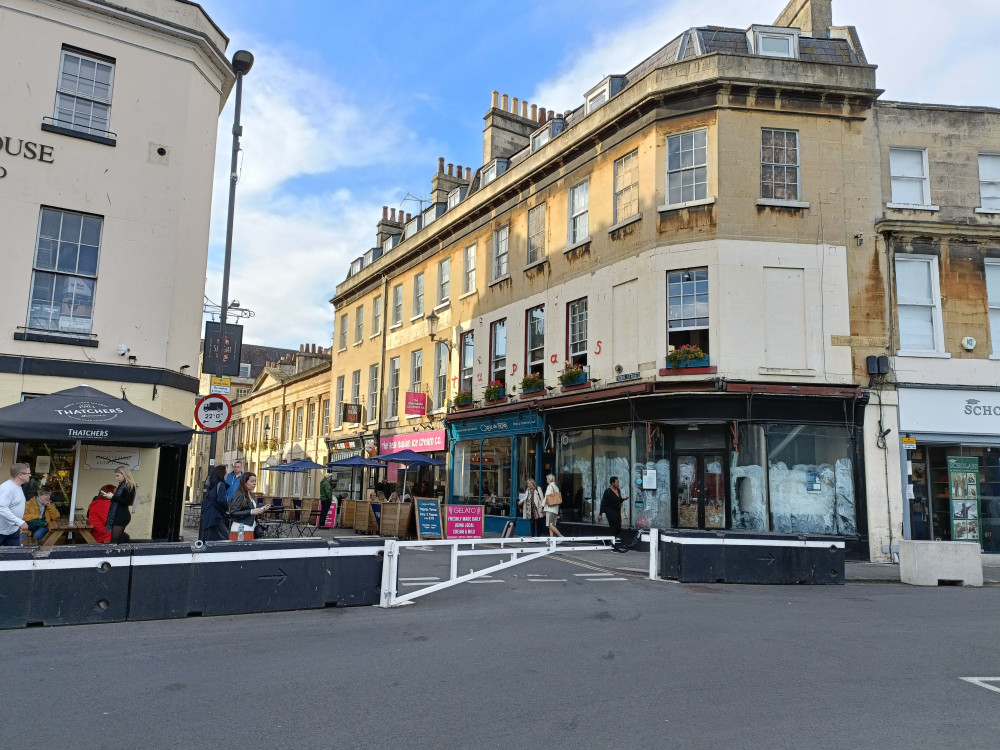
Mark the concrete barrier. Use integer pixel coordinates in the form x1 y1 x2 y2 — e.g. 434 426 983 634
27 545 133 626
325 538 383 606
0 547 36 629
899 540 982 587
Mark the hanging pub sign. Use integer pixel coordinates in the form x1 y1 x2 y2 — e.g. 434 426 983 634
404 392 427 416
342 403 361 424
947 456 982 546
202 321 243 376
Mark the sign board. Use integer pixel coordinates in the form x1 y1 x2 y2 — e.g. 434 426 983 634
326 436 363 452
85 447 140 470
947 456 982 546
194 394 232 432
901 437 916 450
342 403 361 424
210 376 232 396
445 504 484 539
202 321 243 377
324 500 338 528
380 429 446 453
615 371 641 382
447 411 544 442
898 387 1000 437
404 392 427 416
415 498 443 539
642 469 657 490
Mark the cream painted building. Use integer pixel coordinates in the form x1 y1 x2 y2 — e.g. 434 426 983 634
0 0 234 539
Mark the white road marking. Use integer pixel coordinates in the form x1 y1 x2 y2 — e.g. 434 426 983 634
528 578 567 582
961 677 1000 694
574 572 612 577
399 577 439 581
584 577 627 582
469 579 505 584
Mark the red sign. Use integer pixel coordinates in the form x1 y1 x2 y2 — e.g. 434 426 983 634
404 392 427 416
379 429 446 453
445 505 484 538
194 394 232 432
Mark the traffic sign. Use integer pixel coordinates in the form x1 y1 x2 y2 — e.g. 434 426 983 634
210 376 232 396
195 394 232 432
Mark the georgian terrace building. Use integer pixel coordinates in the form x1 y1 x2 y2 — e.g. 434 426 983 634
0 0 234 539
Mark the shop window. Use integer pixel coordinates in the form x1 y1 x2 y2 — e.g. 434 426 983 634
895 255 944 355
481 438 512 515
667 268 709 357
490 319 507 387
526 306 544 376
16 441 77 517
517 436 539 500
568 298 588 367
459 331 475 393
765 424 856 536
731 424 768 532
28 208 102 335
633 424 671 531
53 48 115 137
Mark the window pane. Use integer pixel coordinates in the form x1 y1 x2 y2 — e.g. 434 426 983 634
898 305 935 350
891 177 925 205
895 259 932 303
986 264 1000 302
890 148 924 178
980 154 1000 182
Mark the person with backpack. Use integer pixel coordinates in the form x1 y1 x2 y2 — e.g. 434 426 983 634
198 464 229 542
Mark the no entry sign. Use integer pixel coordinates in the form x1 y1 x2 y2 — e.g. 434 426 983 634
195 394 232 432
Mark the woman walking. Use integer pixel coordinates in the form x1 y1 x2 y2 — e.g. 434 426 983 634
229 472 270 539
198 465 229 542
518 479 546 537
103 466 136 544
543 473 563 537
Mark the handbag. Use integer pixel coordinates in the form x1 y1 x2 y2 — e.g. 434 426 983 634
229 521 256 541
546 490 563 506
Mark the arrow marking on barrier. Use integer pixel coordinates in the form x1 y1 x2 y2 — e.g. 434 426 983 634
259 567 287 586
756 553 776 566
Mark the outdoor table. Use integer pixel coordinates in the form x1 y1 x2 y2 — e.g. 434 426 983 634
41 522 98 546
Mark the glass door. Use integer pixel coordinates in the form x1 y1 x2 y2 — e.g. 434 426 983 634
675 452 727 529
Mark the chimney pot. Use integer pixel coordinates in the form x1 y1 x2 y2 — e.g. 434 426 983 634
564 110 571 118
437 156 445 173
500 93 509 111
390 208 396 222
456 163 463 178
511 97 519 114
406 213 412 222
382 205 388 220
491 90 499 108
465 167 471 181
539 108 547 124
530 103 538 120
521 101 528 118
447 163 454 176
547 110 555 121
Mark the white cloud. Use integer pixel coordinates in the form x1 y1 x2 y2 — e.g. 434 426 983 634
532 0 1000 112
203 43 424 348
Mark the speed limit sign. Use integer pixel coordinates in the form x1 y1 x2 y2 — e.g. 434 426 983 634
195 394 232 432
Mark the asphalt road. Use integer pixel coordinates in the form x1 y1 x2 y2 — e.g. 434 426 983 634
4 549 998 750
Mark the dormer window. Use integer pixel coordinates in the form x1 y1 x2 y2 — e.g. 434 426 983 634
587 90 607 112
748 26 800 59
584 75 626 115
382 236 395 253
447 186 466 209
481 157 508 187
350 258 363 276
532 128 550 151
530 117 566 152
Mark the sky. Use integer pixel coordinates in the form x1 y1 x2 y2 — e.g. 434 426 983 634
198 0 1000 350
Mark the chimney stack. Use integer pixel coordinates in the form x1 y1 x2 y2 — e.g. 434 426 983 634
491 90 499 108
437 156 445 173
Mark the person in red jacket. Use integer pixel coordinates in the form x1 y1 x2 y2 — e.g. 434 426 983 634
88 484 114 543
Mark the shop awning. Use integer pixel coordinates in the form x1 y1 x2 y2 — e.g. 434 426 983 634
0 385 193 446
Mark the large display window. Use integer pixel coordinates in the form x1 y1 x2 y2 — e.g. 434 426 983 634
15 441 77 517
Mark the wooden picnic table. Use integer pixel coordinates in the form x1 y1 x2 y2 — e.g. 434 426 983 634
41 521 98 546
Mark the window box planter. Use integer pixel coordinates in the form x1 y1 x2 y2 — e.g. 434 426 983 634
485 392 507 404
669 355 709 369
559 372 588 387
520 388 546 399
521 384 545 395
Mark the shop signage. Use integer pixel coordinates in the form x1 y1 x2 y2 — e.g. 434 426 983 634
404 392 427 416
326 436 363 452
0 135 56 180
898 388 1000 437
615 371 641 382
342 403 361 424
947 456 982 546
415 498 443 539
202 322 243 377
445 504 483 538
447 411 544 442
85 447 140 470
380 429 445 453
209 376 231 396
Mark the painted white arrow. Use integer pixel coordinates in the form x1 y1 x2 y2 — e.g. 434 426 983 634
960 677 1000 695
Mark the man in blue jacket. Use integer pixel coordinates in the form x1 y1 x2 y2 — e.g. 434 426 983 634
225 460 243 501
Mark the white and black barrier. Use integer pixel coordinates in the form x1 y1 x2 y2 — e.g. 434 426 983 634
0 538 384 629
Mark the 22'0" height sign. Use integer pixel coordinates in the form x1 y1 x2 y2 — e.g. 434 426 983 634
195 394 232 432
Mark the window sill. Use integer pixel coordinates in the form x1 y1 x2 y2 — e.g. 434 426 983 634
389 323 402 331
886 202 939 212
433 301 450 312
370 332 382 340
488 274 511 288
756 198 810 209
523 257 548 272
458 290 478 301
353 340 363 347
431 407 447 415
410 313 424 323
989 354 1000 360
562 237 592 255
14 330 98 347
975 208 1000 215
40 121 116 148
657 197 715 212
338 347 347 353
607 213 642 233
384 418 399 425
758 367 817 376
895 350 952 359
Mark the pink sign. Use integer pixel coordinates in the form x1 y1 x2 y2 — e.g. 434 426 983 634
445 505 484 539
404 392 427 416
380 429 446 453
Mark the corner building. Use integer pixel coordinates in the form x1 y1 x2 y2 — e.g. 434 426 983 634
0 0 234 538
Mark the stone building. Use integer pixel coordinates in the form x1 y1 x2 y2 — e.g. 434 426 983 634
0 0 234 538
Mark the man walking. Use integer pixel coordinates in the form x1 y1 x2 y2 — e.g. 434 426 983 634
598 476 626 542
318 470 335 528
225 459 243 501
0 463 33 546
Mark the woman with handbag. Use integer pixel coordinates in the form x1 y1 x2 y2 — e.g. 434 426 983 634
518 479 546 537
198 465 229 542
103 466 137 544
543 473 564 537
228 472 270 540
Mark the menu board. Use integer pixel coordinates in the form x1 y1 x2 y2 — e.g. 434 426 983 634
445 505 484 539
947 456 982 546
415 499 443 540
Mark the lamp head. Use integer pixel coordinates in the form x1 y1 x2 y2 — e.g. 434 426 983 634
425 310 439 341
232 50 254 76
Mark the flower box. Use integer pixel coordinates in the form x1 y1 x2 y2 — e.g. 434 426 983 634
560 371 588 387
672 355 709 369
521 384 545 394
484 389 506 403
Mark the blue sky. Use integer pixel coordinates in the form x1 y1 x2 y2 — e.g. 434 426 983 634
199 0 1000 349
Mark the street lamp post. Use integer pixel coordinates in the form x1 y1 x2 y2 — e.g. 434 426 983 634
208 49 254 473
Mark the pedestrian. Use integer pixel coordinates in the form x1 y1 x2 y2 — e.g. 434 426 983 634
198 465 229 542
88 485 115 544
103 465 137 544
518 479 546 537
22 487 60 543
224 459 244 502
318 470 334 528
543 473 563 537
0 463 32 547
229 472 270 539
598 476 626 542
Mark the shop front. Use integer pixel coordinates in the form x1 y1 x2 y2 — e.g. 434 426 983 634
325 435 368 498
446 410 546 533
379 429 448 499
897 387 1000 552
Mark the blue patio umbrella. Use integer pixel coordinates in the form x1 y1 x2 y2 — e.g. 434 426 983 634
376 449 445 499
